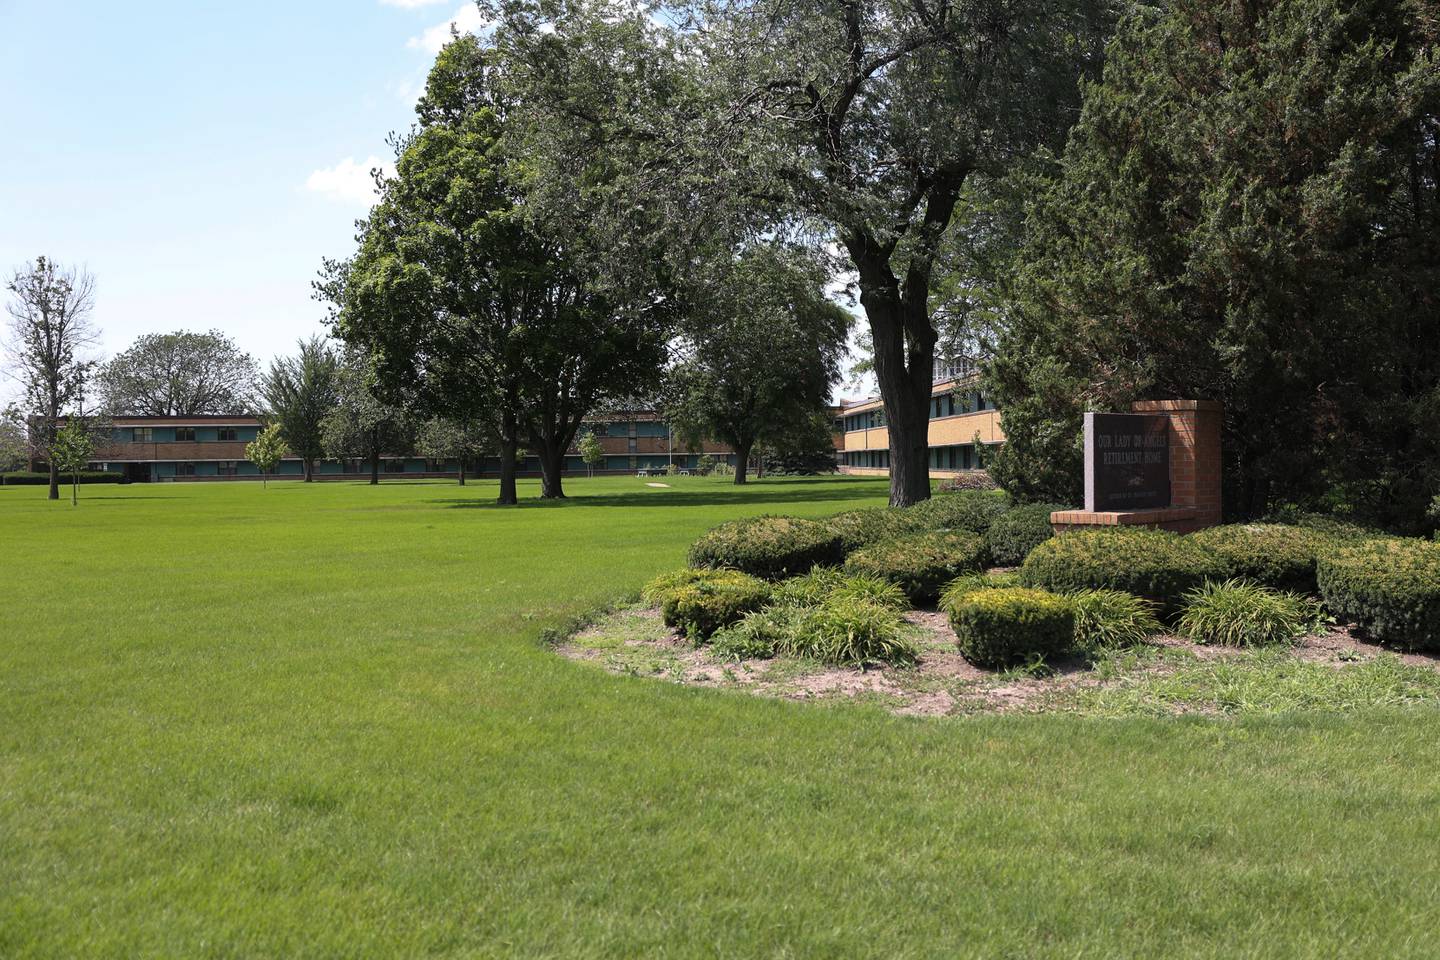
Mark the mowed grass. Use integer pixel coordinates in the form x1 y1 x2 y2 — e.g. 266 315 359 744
3 476 1440 958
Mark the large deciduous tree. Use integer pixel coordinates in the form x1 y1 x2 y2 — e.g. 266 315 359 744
4 257 101 500
98 329 259 416
321 357 413 485
678 0 1109 505
664 244 850 484
260 336 340 483
324 32 672 503
988 0 1440 525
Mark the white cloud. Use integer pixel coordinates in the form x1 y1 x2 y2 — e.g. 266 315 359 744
407 4 488 53
304 156 393 205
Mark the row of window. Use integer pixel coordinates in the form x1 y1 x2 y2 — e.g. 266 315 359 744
842 444 983 471
841 392 992 433
128 427 242 443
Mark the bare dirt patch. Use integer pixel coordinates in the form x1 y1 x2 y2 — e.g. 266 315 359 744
558 604 1440 718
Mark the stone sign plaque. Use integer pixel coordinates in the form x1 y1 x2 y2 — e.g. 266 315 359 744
1085 412 1170 512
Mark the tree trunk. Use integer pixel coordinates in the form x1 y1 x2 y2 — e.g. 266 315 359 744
497 443 518 506
370 451 380 485
303 458 315 482
537 442 566 499
733 442 752 485
854 262 936 508
48 461 59 500
458 460 466 486
70 474 77 506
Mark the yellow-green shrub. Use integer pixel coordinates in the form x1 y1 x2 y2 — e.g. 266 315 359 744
844 530 988 604
945 587 1076 668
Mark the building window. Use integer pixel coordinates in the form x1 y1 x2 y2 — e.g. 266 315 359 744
175 427 196 442
133 427 153 443
217 461 237 477
175 462 196 477
628 437 638 453
218 427 238 442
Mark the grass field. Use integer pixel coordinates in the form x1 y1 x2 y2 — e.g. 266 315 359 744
4 476 1440 958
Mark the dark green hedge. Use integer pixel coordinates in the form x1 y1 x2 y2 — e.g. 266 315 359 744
1318 540 1440 651
826 507 925 554
1189 523 1335 593
903 490 1011 534
2 471 124 485
985 503 1067 567
688 515 844 580
1021 528 1226 616
946 587 1075 668
844 530 988 605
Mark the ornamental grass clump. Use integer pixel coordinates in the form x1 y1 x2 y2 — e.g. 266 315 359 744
945 587 1076 669
776 597 919 667
1176 579 1326 647
1069 589 1163 653
844 530 988 604
1189 523 1336 593
985 502 1068 566
826 507 925 554
771 568 908 611
1318 539 1440 650
642 568 771 641
688 515 844 580
1020 528 1226 616
903 490 1011 534
709 606 807 661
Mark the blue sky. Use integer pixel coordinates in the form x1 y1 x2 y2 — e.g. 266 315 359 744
0 0 485 390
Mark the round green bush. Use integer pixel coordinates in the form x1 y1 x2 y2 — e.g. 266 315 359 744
688 515 844 580
643 568 771 641
938 570 1023 610
1189 523 1335 593
1318 539 1440 650
903 490 1011 534
844 530 988 605
985 503 1067 567
1020 528 1227 616
826 507 925 553
1177 579 1325 647
946 587 1076 669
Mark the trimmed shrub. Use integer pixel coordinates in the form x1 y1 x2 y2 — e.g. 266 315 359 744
1177 579 1326 647
938 570 1023 609
1020 528 1227 616
771 568 908 612
1070 590 1163 653
985 502 1067 567
845 530 988 605
2 470 124 485
826 507 925 553
688 515 844 580
1189 523 1336 593
904 490 1010 534
946 587 1076 669
642 568 771 641
775 597 919 667
1318 540 1440 651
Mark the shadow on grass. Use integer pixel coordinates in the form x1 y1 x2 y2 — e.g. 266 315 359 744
429 478 888 511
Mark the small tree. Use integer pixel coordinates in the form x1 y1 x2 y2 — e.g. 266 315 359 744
246 423 287 489
577 430 604 478
320 359 412 485
415 417 491 486
49 417 96 506
260 336 339 482
0 404 28 473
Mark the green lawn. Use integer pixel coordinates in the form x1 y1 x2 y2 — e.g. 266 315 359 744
3 476 1439 958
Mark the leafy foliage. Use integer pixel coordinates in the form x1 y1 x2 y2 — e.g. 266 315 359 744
1177 580 1327 648
1068 590 1163 653
903 491 1011 535
1318 540 1440 651
770 567 908 612
946 587 1076 669
98 329 258 416
844 530 988 604
644 568 771 642
320 356 413 483
985 502 1067 567
688 515 844 580
244 424 288 489
260 336 339 482
1020 528 1226 615
1189 524 1337 594
825 507 926 554
988 0 1440 520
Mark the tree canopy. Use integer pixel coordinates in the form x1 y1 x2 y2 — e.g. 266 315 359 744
260 336 340 483
98 329 258 416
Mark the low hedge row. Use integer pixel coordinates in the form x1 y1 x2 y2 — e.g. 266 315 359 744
985 502 1066 567
844 530 987 604
1189 523 1335 593
904 490 1011 535
2 471 125 485
688 515 843 580
826 507 925 553
1318 540 1440 651
1021 528 1226 616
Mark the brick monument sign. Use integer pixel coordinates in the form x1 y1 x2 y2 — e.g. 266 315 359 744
1052 400 1222 534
